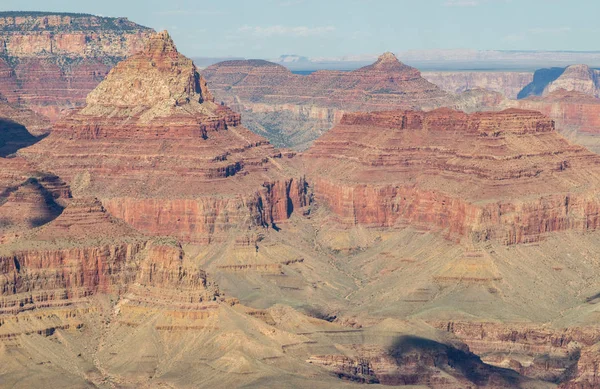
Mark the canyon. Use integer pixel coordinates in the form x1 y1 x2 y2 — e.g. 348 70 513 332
203 53 455 149
2 15 600 388
203 55 542 150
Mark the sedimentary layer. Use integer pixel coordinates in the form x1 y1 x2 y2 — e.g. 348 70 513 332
203 53 454 149
21 31 308 243
302 108 600 244
0 12 153 119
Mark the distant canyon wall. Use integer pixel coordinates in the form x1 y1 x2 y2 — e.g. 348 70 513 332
0 13 153 120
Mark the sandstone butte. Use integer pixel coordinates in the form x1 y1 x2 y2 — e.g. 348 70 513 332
302 108 600 245
202 53 503 149
0 11 153 120
20 31 309 244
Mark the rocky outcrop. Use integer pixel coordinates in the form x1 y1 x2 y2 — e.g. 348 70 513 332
507 89 600 154
431 321 600 384
543 65 600 98
517 64 600 100
303 108 600 244
0 196 219 315
0 12 153 119
308 335 528 387
423 71 533 99
21 31 309 243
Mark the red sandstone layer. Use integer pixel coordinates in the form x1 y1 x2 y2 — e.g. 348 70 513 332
303 108 600 244
0 12 153 119
21 31 309 243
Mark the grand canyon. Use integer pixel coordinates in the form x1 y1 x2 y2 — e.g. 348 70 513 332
2 6 600 389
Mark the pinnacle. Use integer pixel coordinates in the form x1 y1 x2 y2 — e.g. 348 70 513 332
377 51 400 63
144 30 178 55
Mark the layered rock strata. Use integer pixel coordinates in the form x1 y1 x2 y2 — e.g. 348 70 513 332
21 31 308 243
423 70 533 99
203 53 454 149
0 12 153 119
0 196 220 315
302 108 600 244
506 90 600 154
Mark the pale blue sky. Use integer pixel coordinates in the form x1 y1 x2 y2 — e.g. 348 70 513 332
0 0 595 58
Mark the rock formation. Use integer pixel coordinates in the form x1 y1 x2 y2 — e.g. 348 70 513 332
5 23 600 389
203 53 454 149
423 70 533 99
0 197 219 315
21 31 308 243
517 64 600 100
542 65 600 98
302 108 600 244
0 12 153 120
508 90 600 153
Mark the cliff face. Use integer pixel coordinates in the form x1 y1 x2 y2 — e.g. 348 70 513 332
302 108 600 244
508 90 600 154
21 31 309 243
0 12 153 120
423 71 533 99
0 194 220 313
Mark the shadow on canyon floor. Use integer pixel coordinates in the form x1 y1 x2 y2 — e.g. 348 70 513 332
387 335 523 387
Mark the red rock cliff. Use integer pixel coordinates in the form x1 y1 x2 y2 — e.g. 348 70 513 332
303 108 600 244
0 197 219 315
21 31 309 243
0 12 153 120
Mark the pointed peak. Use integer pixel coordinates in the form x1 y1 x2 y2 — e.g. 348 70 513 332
377 51 400 64
144 30 178 55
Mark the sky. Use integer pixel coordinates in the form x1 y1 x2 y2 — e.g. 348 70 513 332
0 0 597 59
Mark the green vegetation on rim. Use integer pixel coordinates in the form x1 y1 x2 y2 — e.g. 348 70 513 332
0 11 152 32
0 11 96 17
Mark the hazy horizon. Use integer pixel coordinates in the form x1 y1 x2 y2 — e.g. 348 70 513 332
0 0 597 59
